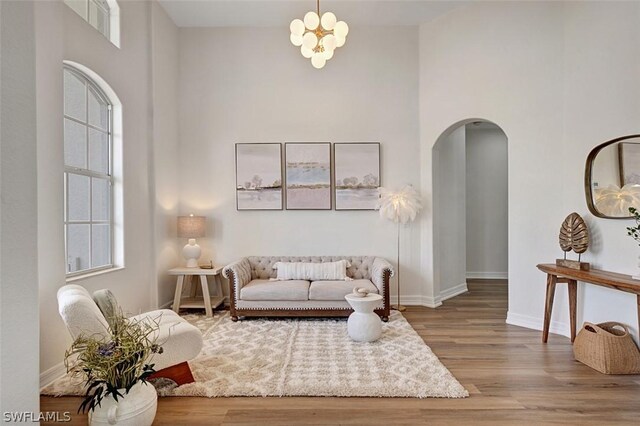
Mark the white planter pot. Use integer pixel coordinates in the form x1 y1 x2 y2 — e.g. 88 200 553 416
89 382 157 426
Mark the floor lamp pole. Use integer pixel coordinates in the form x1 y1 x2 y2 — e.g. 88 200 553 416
393 221 406 312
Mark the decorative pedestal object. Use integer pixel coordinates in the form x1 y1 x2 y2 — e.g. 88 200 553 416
88 382 157 426
345 293 383 342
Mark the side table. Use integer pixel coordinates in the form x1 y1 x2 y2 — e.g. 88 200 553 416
169 266 225 317
345 293 384 342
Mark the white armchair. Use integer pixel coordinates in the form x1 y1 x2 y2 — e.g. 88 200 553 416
57 284 203 385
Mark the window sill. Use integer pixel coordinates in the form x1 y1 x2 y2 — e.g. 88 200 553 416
66 266 125 283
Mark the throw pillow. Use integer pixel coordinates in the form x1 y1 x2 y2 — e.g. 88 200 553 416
92 289 119 329
272 260 352 281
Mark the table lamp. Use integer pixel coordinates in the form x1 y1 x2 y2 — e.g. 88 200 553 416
177 214 205 267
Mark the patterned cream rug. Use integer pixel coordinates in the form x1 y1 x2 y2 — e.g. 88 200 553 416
43 311 468 398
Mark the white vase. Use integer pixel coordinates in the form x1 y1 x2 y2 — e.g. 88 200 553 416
88 382 157 426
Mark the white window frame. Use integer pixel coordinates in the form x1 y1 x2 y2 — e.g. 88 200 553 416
64 0 120 48
64 66 115 278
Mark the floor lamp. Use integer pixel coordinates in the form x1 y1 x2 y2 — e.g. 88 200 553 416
378 185 422 312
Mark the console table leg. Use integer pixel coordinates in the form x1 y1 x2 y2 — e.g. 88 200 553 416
568 279 577 343
172 275 184 313
200 275 213 317
543 274 557 343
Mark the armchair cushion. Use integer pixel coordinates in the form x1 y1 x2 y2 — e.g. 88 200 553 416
309 279 378 301
240 279 310 301
129 309 203 371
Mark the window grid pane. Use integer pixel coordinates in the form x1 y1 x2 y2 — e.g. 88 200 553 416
64 66 114 276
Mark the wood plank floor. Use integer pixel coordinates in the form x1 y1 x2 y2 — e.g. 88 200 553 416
41 280 640 425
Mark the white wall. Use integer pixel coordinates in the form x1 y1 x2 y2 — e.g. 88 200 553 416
36 0 180 381
433 125 467 300
419 1 640 340
176 27 422 305
0 0 40 414
151 2 181 308
465 125 508 279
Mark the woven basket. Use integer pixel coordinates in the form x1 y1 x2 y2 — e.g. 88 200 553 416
573 322 640 375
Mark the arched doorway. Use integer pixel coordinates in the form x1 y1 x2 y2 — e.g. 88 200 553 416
432 119 508 302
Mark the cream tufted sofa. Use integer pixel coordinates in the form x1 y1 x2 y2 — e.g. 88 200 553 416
223 256 394 322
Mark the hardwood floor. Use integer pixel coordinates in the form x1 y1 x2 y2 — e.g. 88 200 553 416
41 280 640 425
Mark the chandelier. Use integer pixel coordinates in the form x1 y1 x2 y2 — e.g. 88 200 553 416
289 0 349 69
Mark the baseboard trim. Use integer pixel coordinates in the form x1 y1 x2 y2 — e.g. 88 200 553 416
467 271 508 280
506 311 571 339
439 282 468 302
391 295 443 309
40 362 66 390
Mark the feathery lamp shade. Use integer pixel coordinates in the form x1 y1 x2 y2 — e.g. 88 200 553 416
377 185 423 311
177 215 206 267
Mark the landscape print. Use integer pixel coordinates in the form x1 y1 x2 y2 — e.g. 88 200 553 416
235 143 283 210
334 143 380 210
285 143 331 209
620 142 640 186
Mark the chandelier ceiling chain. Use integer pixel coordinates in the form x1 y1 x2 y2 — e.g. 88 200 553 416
290 0 349 69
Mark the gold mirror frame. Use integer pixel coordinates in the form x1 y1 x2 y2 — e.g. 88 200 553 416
585 134 640 219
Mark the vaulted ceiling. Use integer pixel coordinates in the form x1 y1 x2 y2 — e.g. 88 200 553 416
159 0 468 27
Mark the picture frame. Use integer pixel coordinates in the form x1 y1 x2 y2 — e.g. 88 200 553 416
618 142 640 186
235 143 283 210
285 142 332 210
334 142 381 210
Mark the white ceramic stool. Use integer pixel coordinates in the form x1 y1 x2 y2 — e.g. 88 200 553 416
345 293 383 342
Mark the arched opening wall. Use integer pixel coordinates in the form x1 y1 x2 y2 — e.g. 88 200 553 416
418 1 640 338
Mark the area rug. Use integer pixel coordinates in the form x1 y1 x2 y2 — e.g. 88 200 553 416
43 311 468 398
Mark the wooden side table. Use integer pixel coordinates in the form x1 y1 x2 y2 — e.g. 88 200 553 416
169 266 225 317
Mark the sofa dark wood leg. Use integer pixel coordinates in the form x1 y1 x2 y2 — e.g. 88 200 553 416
231 315 239 322
382 316 389 322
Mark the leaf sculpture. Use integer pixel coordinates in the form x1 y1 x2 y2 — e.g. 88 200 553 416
559 212 589 254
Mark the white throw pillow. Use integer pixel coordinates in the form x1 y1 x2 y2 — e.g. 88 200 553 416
272 260 352 281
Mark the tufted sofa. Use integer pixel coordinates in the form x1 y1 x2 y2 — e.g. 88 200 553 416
223 256 394 322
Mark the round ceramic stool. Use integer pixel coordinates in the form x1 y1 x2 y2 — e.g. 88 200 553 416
345 293 383 342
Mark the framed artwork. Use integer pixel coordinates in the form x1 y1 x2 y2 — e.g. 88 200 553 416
235 143 283 210
285 142 332 210
334 142 380 210
619 142 640 186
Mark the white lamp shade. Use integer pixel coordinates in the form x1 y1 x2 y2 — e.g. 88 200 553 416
322 34 337 52
322 48 334 60
304 11 320 30
311 54 326 69
301 46 314 58
302 32 318 50
377 185 422 225
334 21 349 38
335 36 346 48
177 215 206 238
321 12 337 30
290 33 303 46
290 19 305 36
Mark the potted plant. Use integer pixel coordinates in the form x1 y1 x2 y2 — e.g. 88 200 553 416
627 207 640 279
64 309 163 425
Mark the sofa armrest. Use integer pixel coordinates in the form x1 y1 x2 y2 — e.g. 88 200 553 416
371 257 395 295
223 258 252 299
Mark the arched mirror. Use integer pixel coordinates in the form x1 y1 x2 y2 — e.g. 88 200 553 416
585 134 640 219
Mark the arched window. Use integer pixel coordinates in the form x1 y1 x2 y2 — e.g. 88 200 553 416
64 65 120 277
64 0 120 47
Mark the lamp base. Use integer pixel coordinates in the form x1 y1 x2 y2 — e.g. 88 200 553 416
183 239 201 268
392 304 407 312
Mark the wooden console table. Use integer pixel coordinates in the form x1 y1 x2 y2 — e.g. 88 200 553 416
537 264 640 343
169 266 225 317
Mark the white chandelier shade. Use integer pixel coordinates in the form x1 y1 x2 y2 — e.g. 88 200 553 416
290 1 349 69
